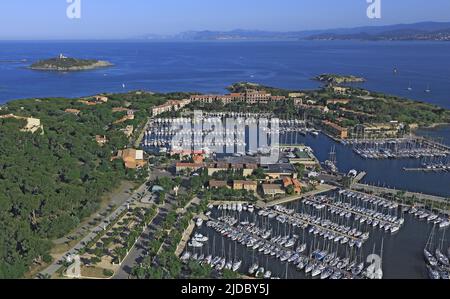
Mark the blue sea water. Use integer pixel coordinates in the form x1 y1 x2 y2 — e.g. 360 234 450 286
0 40 450 108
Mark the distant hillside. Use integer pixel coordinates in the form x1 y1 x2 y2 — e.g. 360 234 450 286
139 22 450 41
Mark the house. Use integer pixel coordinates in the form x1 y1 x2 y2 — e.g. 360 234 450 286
176 162 203 174
65 108 81 115
282 178 302 194
209 180 229 189
263 164 297 179
354 122 403 139
206 163 257 177
95 135 108 146
152 99 190 116
113 149 146 169
322 120 348 139
192 154 204 164
233 180 258 192
94 95 108 103
262 184 285 196
331 86 350 95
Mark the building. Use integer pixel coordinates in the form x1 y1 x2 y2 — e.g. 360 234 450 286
263 164 297 179
322 120 348 139
354 122 403 138
65 108 81 115
152 99 190 117
94 95 108 103
95 135 108 146
192 154 204 164
113 149 146 169
331 86 350 95
233 180 258 192
190 90 287 105
176 162 204 174
262 184 285 196
288 147 319 168
209 180 229 189
282 178 302 194
206 163 256 177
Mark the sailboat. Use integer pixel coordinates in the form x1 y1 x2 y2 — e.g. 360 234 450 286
436 228 449 266
425 84 431 93
407 82 412 91
424 225 438 266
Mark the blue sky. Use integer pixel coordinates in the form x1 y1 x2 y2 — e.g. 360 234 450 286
0 0 449 39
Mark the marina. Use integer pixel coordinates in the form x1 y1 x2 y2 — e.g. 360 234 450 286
181 189 449 279
343 138 450 160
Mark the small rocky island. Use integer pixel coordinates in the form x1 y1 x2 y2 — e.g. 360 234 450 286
30 54 112 71
315 74 366 84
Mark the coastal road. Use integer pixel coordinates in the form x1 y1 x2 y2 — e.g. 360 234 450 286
38 180 151 278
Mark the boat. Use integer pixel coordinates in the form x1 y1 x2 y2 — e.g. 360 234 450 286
305 262 315 274
263 271 272 279
255 267 265 278
390 226 400 234
188 240 204 248
424 249 438 266
320 267 334 279
232 260 242 272
439 220 450 229
435 248 449 266
181 251 191 262
196 218 204 227
426 265 440 279
248 263 258 275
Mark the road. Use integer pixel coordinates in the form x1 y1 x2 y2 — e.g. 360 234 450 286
38 180 151 278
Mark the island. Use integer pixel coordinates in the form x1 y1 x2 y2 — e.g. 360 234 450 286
314 74 366 85
30 54 112 71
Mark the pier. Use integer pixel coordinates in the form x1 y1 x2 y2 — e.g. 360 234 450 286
306 196 401 227
269 208 361 241
262 184 337 208
351 183 449 213
209 218 358 278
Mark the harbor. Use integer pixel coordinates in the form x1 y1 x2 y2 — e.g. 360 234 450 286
181 189 449 279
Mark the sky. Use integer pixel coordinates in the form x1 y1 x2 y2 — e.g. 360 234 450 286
0 0 449 39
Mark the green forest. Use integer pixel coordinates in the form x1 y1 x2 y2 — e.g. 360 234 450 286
0 92 165 278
